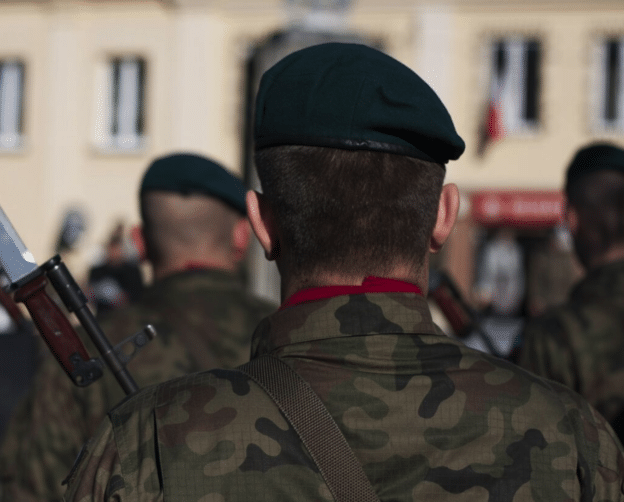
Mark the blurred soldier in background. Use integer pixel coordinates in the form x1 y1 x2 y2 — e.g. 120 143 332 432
0 153 275 502
520 143 624 442
526 225 579 317
86 221 144 317
65 44 623 501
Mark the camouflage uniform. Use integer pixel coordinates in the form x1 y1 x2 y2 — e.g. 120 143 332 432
65 292 624 501
519 259 624 436
0 269 275 502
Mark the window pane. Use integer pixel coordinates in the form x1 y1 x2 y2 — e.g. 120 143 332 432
493 40 506 81
605 39 619 122
117 59 140 140
109 57 145 147
502 39 526 132
136 59 145 135
111 58 121 136
489 37 541 133
524 40 540 122
0 61 24 148
93 60 114 146
16 62 24 135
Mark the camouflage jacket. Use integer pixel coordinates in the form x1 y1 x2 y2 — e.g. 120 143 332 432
0 269 275 502
65 292 624 502
519 259 624 437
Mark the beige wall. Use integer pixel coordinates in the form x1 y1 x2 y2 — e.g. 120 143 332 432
0 0 623 281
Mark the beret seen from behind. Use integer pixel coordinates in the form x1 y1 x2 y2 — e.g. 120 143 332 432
254 43 465 165
140 153 246 214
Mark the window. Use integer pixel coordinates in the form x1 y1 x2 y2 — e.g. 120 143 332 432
487 37 542 134
590 37 624 131
93 57 146 151
0 60 25 150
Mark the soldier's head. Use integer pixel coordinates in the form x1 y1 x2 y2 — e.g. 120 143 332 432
248 43 465 296
565 143 624 270
139 153 250 279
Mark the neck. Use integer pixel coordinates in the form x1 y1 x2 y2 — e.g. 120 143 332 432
152 259 235 281
280 263 428 302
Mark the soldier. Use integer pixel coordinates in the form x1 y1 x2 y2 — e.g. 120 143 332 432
0 153 275 502
64 44 624 501
519 143 624 441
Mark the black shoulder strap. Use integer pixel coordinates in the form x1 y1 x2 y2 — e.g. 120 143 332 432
237 355 380 502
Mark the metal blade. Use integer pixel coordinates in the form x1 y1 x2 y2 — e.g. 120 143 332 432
0 206 40 286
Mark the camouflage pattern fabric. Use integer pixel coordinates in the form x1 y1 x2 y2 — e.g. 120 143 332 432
65 292 624 501
519 259 624 439
0 269 275 502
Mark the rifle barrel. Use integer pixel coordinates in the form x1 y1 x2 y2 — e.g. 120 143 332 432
43 256 139 395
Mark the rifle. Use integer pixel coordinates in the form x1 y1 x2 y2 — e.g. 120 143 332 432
428 269 503 358
0 205 155 395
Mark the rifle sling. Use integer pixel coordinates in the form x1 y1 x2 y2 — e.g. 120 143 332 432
237 354 380 502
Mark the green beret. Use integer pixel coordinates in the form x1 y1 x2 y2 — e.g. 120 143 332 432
140 153 246 214
566 143 624 194
254 43 465 165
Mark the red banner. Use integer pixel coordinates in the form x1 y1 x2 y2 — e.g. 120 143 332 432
471 191 564 228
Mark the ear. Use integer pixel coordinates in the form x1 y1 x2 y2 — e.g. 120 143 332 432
564 201 579 236
246 190 280 260
231 217 251 264
429 183 459 254
132 224 147 261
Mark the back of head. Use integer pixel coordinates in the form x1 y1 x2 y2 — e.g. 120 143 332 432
255 146 444 278
565 143 624 266
141 192 240 268
139 153 247 270
253 43 465 279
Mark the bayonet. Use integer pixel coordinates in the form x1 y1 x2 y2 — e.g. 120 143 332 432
0 205 154 395
0 206 40 287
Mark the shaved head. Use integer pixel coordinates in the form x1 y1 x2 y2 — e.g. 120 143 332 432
140 191 241 271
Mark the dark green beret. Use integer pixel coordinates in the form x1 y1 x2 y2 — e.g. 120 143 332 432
140 153 246 214
254 43 465 165
565 143 624 194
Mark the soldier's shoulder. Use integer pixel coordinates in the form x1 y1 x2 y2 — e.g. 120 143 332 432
474 347 589 414
105 364 331 499
106 366 318 484
484 351 622 452
522 300 581 343
109 367 279 432
525 292 624 348
95 301 157 344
